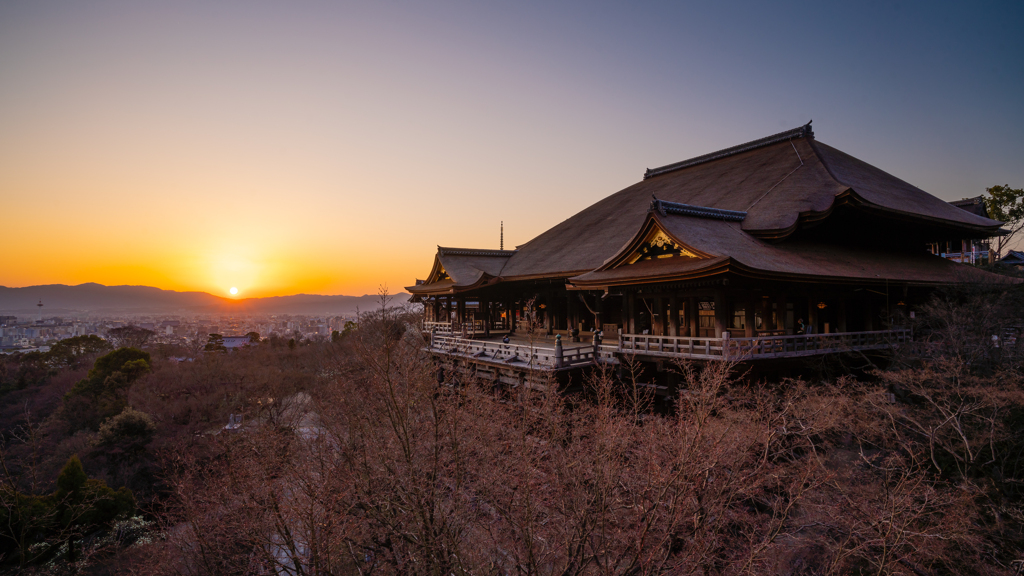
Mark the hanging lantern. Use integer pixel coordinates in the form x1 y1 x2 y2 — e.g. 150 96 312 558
817 302 827 309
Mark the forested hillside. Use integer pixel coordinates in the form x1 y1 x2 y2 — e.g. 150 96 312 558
3 286 1024 574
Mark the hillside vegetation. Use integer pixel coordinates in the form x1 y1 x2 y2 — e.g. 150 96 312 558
2 286 1024 575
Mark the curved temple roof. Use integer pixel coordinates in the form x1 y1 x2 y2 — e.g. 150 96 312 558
410 124 1008 293
408 247 517 295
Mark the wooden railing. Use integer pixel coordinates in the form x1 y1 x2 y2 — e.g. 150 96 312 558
619 335 725 359
619 329 910 360
427 329 910 369
429 334 604 369
423 320 505 337
423 321 452 334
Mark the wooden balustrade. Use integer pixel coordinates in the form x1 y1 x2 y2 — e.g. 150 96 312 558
619 329 909 360
430 335 602 369
423 321 452 333
423 320 506 337
427 329 910 370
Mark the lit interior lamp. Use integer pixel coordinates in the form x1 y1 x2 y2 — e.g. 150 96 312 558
817 302 827 309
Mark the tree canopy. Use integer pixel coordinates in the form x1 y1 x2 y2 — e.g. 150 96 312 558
46 335 112 368
63 348 152 432
204 333 227 352
105 325 154 349
985 184 1024 257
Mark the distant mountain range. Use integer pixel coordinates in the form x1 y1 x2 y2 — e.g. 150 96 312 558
0 283 410 316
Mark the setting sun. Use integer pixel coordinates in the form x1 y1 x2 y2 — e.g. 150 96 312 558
230 287 238 295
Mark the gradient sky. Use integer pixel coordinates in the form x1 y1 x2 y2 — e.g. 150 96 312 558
2 1 1022 298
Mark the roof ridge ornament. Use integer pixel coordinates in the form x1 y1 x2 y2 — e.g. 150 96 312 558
644 121 813 180
648 199 747 222
438 246 518 257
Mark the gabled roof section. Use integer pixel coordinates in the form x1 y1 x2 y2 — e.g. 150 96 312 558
644 122 813 179
406 246 517 295
950 196 990 219
597 212 712 271
1000 250 1024 265
571 209 1014 288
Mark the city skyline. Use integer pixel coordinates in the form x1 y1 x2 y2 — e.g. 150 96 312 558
2 1 1022 298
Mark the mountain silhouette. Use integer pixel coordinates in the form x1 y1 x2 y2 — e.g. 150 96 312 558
0 284 409 316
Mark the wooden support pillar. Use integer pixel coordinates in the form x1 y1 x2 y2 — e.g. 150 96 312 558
713 290 727 338
506 297 516 333
864 299 874 331
744 297 755 338
808 298 818 335
544 301 553 335
569 293 577 334
669 295 679 337
654 297 665 336
594 294 603 332
482 297 491 337
457 297 466 326
837 298 847 333
432 298 440 322
760 297 770 333
687 296 698 337
571 295 581 339
776 295 787 332
620 294 628 335
627 292 637 335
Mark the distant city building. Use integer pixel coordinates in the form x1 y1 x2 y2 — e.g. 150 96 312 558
222 336 252 349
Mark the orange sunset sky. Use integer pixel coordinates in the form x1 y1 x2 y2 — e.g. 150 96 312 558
2 1 1022 298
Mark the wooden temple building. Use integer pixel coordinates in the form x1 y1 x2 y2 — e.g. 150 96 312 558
407 123 1008 387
